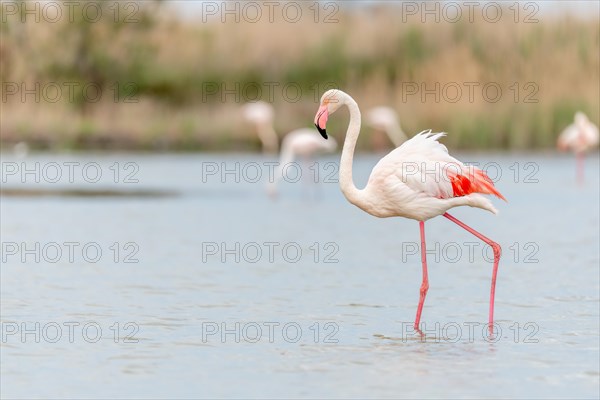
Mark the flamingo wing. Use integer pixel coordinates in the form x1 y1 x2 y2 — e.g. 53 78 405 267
558 124 579 150
371 130 505 201
283 129 337 156
558 122 599 152
582 122 600 147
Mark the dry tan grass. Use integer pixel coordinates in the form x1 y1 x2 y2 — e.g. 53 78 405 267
1 2 598 150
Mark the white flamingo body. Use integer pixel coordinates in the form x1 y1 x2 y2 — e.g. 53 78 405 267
313 89 504 332
269 128 337 195
557 112 599 153
360 131 500 220
365 106 407 147
280 128 338 159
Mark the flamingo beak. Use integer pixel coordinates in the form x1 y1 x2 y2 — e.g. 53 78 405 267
314 105 329 139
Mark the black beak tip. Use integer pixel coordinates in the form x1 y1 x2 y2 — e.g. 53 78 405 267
315 123 328 140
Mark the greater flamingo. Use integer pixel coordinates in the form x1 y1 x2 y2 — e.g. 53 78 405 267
557 112 599 183
365 106 407 148
314 89 506 333
242 101 279 154
268 128 338 197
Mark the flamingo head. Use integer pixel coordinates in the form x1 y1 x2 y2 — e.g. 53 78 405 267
242 101 274 127
314 90 343 140
575 111 588 126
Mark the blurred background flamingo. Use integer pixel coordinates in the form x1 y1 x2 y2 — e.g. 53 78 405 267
267 129 337 198
365 106 407 150
242 100 338 197
557 112 599 183
242 101 279 154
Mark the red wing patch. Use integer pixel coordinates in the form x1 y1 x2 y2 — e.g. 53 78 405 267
449 169 506 201
450 174 473 197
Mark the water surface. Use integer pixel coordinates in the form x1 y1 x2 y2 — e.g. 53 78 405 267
1 152 599 399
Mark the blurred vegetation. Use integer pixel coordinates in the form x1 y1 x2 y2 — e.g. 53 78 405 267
0 1 598 151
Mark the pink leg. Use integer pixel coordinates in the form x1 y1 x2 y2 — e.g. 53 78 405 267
413 221 429 330
576 152 584 185
443 213 501 333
